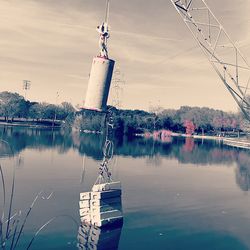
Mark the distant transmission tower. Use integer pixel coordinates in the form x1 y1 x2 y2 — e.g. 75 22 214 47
110 67 125 109
23 80 31 100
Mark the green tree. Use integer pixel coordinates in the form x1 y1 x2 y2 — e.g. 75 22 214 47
29 103 45 120
0 91 28 120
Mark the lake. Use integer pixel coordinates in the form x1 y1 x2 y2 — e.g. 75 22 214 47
0 126 250 250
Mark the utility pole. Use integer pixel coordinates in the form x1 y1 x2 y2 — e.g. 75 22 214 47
23 80 31 100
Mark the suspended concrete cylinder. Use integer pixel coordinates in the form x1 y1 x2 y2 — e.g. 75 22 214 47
84 56 115 111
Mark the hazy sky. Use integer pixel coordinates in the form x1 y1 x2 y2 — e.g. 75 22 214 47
0 0 249 111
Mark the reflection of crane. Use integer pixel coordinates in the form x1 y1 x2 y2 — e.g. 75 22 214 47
171 0 250 120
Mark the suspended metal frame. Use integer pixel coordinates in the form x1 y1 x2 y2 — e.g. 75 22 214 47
171 0 250 120
110 67 125 109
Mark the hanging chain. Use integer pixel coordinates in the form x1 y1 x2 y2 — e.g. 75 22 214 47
97 108 114 183
95 67 124 185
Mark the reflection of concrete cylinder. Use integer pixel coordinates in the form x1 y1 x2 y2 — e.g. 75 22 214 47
84 57 115 111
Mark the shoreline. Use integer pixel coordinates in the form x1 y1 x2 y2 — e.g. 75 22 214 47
223 138 250 150
1 123 250 149
142 132 250 149
0 121 61 129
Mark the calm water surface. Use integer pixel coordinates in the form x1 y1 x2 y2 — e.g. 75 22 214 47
0 126 250 250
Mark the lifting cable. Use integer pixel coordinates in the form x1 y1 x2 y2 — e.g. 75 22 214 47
95 107 115 185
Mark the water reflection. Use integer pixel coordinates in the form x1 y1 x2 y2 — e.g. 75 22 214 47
77 222 123 250
0 126 73 157
235 152 250 191
1 126 250 192
1 126 250 249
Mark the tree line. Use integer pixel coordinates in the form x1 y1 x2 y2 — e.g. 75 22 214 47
0 91 75 121
74 106 246 136
0 91 247 135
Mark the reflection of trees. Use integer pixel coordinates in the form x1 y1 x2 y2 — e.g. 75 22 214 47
235 152 250 191
73 133 104 160
0 126 246 166
0 126 73 157
2 127 250 192
182 137 195 152
146 154 162 167
0 141 11 157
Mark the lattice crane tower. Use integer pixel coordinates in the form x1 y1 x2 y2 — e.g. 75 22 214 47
171 0 250 120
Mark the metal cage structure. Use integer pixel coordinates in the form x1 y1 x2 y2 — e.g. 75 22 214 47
171 0 250 120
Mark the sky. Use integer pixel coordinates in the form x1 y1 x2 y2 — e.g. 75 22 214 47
0 0 249 112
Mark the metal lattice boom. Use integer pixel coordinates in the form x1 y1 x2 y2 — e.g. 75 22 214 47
171 0 250 120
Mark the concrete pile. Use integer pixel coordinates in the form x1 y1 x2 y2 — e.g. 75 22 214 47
79 181 123 228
